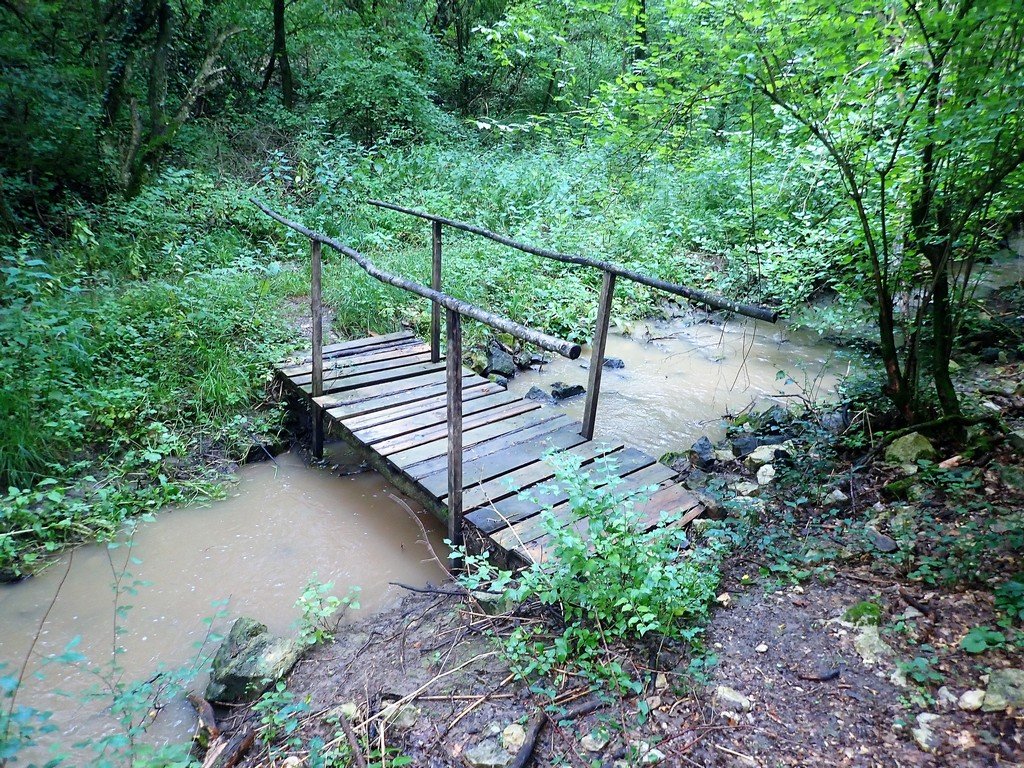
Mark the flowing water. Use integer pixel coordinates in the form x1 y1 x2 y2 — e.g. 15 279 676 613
506 313 854 455
0 447 447 760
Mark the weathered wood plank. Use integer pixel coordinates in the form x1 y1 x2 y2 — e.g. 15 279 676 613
353 389 524 444
467 447 654 534
343 382 505 432
323 374 487 417
461 440 625 517
279 330 416 367
391 408 564 471
409 414 580 483
473 448 651 536
299 359 448 396
280 340 428 378
515 482 701 565
291 350 435 389
446 308 463 545
489 462 678 552
419 423 589 499
376 399 540 456
289 350 433 388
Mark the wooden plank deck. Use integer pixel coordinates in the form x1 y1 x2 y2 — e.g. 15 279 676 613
275 331 704 567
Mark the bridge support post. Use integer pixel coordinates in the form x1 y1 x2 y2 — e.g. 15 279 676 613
446 308 463 546
581 269 616 441
430 222 443 363
310 239 325 459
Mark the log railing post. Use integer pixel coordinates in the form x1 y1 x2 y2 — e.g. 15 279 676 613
430 222 443 363
446 308 463 545
310 238 325 459
581 269 616 441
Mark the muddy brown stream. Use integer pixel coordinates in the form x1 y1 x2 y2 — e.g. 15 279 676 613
0 447 448 761
507 314 852 454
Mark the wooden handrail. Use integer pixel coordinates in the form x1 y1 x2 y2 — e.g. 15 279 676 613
251 199 582 360
365 198 780 323
254 198 586 547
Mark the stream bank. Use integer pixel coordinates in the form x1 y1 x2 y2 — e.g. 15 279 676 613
229 344 1024 767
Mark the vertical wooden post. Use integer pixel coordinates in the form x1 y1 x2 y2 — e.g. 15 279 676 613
446 308 464 545
581 270 616 441
430 221 443 363
310 238 324 459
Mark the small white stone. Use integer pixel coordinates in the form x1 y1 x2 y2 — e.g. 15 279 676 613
958 689 985 711
755 643 768 653
502 723 526 752
756 463 776 485
714 685 752 712
655 672 669 690
716 592 732 607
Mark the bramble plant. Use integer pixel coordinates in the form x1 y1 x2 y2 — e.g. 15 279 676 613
452 451 722 693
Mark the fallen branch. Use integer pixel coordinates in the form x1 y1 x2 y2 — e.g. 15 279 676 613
339 712 368 768
509 698 605 768
389 581 469 597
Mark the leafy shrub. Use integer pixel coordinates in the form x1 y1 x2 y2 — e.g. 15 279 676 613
295 576 360 647
453 452 722 692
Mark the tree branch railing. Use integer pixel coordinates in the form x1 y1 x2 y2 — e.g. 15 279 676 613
252 198 581 546
365 198 780 440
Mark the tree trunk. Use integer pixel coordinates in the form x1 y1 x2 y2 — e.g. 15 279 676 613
633 0 647 62
148 0 172 141
271 0 293 109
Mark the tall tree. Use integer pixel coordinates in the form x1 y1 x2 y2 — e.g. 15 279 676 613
263 0 294 108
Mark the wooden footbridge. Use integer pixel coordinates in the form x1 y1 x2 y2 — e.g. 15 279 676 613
255 199 777 567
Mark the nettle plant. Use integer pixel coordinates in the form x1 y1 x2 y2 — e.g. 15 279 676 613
453 452 722 693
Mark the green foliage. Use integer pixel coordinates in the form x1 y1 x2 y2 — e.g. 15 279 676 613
453 451 722 692
844 600 882 627
254 681 310 752
960 627 1007 655
295 575 360 647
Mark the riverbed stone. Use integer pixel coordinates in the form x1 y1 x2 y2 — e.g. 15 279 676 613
744 444 783 471
912 712 942 753
884 432 938 465
982 668 1024 712
486 342 516 379
465 736 514 768
865 526 899 553
689 436 716 469
603 357 626 369
205 617 303 703
1008 430 1024 453
551 381 585 400
581 728 611 752
524 386 554 403
731 435 759 458
502 723 526 752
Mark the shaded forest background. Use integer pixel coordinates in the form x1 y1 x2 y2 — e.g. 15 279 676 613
1 0 1022 573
